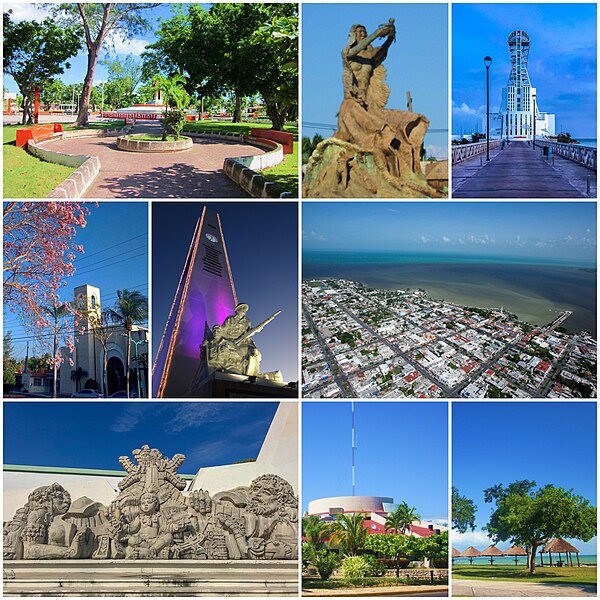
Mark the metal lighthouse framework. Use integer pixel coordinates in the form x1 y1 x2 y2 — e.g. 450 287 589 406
499 30 555 141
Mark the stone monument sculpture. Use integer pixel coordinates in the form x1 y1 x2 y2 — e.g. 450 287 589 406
303 19 444 198
198 303 284 384
4 445 298 562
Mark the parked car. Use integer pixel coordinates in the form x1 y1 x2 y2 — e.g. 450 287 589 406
109 390 139 398
71 389 103 398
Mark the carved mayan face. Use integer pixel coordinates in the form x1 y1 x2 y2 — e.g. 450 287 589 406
140 492 159 515
52 490 71 515
248 475 296 516
28 483 71 516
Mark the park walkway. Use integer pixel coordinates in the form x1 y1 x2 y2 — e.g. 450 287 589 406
453 141 587 198
39 122 262 198
453 578 597 597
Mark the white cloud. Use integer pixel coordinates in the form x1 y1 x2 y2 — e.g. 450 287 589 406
4 3 51 22
457 238 465 245
111 404 155 433
304 230 326 242
442 235 451 243
105 32 148 56
166 403 232 434
425 144 449 160
452 529 493 550
420 235 430 243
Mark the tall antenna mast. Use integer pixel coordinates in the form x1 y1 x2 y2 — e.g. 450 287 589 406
351 401 356 496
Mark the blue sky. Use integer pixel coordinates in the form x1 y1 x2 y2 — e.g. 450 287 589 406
302 202 597 265
302 402 448 520
303 3 448 159
453 402 597 554
453 4 597 138
3 401 278 473
3 202 148 361
152 202 298 383
3 3 178 92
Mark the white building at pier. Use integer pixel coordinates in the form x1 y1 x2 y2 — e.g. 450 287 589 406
500 30 555 141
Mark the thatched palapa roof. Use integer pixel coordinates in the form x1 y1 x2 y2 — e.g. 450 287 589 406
452 548 461 557
481 545 504 557
504 545 527 556
542 538 580 553
460 546 482 557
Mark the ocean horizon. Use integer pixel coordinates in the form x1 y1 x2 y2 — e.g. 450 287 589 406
453 554 597 566
303 251 597 336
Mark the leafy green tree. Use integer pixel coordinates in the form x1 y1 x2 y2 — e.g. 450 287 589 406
70 366 88 393
101 55 144 110
417 531 449 567
452 487 477 533
3 331 20 388
52 3 156 126
105 289 148 399
303 515 329 551
365 533 411 577
40 79 69 108
302 133 324 164
385 502 421 535
3 11 81 123
484 480 596 574
145 3 298 129
327 513 368 556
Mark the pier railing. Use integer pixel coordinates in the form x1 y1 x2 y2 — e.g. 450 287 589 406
535 139 597 171
452 140 501 165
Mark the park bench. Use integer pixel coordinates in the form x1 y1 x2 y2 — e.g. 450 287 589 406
16 124 63 147
250 128 294 154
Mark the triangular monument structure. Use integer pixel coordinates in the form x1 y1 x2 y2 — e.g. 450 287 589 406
153 207 296 398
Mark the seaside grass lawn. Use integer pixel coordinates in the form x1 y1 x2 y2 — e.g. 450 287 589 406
3 120 125 198
184 119 299 140
259 141 299 195
452 564 597 586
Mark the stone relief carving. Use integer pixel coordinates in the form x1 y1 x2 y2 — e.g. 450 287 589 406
303 18 445 198
4 445 298 561
202 303 283 382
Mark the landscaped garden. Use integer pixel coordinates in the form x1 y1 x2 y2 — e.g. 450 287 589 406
302 506 448 594
452 564 597 586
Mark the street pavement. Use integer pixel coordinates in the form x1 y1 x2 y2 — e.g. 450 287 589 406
34 121 263 198
453 141 586 198
453 578 596 597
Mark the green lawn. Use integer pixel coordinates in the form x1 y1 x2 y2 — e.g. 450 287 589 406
259 141 298 195
452 564 597 586
184 119 298 139
127 133 179 141
303 576 448 590
3 121 125 198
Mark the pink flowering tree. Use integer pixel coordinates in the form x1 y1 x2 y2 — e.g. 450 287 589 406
3 202 91 394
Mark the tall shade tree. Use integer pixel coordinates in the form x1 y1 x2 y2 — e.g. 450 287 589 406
3 331 20 388
452 487 477 533
365 533 411 577
484 480 597 574
3 202 89 324
3 12 81 123
385 501 421 535
327 512 368 556
52 3 156 126
106 289 148 399
144 3 298 129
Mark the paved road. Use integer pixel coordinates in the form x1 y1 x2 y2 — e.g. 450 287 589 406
453 578 596 597
453 141 585 198
38 122 262 198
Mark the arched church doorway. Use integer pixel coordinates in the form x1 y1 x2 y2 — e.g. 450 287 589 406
107 357 125 395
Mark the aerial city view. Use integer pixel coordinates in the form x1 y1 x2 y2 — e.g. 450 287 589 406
302 202 597 399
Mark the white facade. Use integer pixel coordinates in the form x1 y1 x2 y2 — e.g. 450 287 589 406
58 284 148 397
500 30 555 141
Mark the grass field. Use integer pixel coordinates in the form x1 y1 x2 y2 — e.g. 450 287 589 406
3 121 125 198
184 119 298 139
303 576 448 590
127 133 180 141
452 564 597 586
260 141 299 195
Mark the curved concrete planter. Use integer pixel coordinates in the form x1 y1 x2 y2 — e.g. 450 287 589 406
116 135 193 153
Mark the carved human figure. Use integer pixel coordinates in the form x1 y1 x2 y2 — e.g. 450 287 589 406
4 483 93 560
205 304 282 379
341 21 396 108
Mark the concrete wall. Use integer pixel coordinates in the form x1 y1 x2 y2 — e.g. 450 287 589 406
452 140 502 164
308 495 394 515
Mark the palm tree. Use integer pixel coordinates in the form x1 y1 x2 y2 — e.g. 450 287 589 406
41 300 71 398
385 501 421 536
153 73 190 141
327 512 368 556
303 515 329 550
70 366 88 393
106 289 148 398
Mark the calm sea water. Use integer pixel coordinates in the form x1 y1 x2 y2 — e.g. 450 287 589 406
454 555 597 566
577 138 597 148
303 252 597 336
